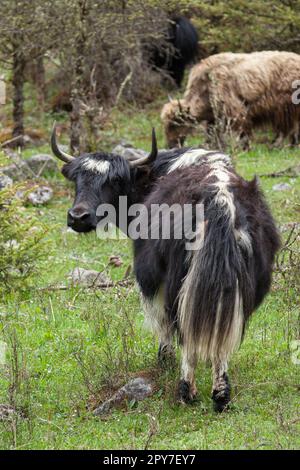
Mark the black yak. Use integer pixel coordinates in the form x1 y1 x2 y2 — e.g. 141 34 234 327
148 16 199 87
51 126 280 412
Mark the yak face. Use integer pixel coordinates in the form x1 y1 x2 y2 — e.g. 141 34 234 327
161 100 195 148
51 124 158 233
61 153 131 233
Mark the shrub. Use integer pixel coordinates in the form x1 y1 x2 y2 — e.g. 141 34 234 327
0 184 49 294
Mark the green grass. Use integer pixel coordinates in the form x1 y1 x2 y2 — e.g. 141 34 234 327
0 102 299 450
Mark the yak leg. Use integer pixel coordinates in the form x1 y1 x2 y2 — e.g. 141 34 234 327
177 343 198 403
157 324 175 366
273 131 285 148
141 288 175 365
239 131 251 150
290 133 299 146
290 122 299 146
211 358 231 412
157 305 175 366
204 120 215 145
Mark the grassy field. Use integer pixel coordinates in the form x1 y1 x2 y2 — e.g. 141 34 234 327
0 99 299 450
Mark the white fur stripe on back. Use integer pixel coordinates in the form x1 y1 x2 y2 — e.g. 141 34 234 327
167 149 214 173
167 148 231 174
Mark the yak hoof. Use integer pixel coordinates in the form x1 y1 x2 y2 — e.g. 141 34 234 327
177 380 197 404
212 376 231 412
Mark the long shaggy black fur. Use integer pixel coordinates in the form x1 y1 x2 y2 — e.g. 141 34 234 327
148 16 199 87
61 143 281 410
63 147 280 342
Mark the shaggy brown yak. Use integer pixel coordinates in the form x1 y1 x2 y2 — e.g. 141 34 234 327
161 51 300 148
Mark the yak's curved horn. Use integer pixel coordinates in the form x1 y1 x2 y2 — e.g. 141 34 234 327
129 128 158 168
168 94 173 102
51 122 75 163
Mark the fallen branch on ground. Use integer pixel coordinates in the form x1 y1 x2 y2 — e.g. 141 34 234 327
36 278 134 292
260 164 300 178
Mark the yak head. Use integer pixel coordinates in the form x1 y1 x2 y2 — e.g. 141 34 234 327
50 125 157 233
161 98 196 148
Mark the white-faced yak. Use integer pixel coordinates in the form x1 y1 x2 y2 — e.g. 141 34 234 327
51 127 280 412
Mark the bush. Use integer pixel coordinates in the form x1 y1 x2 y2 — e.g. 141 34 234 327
0 184 49 294
189 0 300 55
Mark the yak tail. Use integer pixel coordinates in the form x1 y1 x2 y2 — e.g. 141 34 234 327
178 195 253 362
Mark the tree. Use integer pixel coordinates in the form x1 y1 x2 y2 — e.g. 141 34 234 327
49 0 168 152
0 0 55 146
187 0 300 55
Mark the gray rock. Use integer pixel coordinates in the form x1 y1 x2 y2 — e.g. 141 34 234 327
279 222 300 233
272 182 292 191
25 154 58 175
93 377 155 416
112 143 148 161
2 149 19 159
68 267 111 287
0 162 28 180
0 173 13 190
1 154 58 181
27 186 53 205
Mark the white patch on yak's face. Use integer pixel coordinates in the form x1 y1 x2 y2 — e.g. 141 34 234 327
82 158 110 174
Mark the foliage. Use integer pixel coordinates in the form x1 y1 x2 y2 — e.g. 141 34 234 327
1 0 300 149
188 0 300 55
47 0 170 151
0 183 50 294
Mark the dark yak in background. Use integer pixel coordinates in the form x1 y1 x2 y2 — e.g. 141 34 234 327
50 16 199 114
147 16 199 87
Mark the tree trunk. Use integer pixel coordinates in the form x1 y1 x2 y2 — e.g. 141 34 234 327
26 54 46 109
69 0 88 154
12 49 26 147
33 56 46 110
70 89 82 154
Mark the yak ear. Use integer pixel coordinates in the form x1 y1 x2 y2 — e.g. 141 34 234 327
61 162 76 181
130 163 152 184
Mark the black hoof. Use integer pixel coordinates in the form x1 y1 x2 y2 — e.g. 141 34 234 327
177 380 196 404
212 374 231 413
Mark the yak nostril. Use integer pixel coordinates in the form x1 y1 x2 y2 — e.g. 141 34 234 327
68 209 91 222
79 212 90 220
